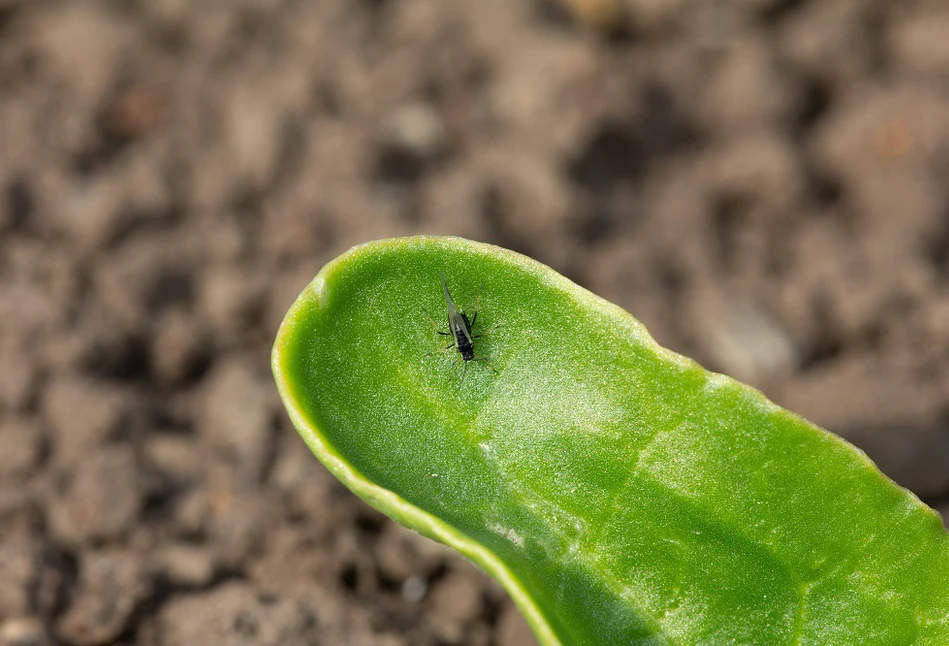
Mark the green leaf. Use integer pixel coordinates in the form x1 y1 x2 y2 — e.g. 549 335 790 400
272 236 949 645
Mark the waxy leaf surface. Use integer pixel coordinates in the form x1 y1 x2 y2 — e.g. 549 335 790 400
273 237 949 645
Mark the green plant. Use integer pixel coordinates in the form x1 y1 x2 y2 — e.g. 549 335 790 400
272 236 949 645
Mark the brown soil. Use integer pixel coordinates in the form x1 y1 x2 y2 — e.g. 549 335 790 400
1 1 948 644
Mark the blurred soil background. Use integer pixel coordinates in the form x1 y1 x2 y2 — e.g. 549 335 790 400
1 0 949 644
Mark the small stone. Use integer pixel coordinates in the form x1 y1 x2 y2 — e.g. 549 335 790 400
154 543 216 587
144 435 204 484
428 568 484 643
57 551 149 646
54 176 126 252
150 308 208 386
198 267 265 339
382 103 448 164
401 576 427 603
703 300 799 385
47 446 142 544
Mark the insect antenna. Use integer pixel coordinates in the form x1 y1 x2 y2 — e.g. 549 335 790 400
470 283 482 327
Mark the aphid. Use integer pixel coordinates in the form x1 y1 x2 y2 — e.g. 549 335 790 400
424 272 496 376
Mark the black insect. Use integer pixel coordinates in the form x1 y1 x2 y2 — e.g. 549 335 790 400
424 272 496 376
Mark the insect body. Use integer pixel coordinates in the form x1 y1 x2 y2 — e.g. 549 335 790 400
441 272 475 361
424 272 495 376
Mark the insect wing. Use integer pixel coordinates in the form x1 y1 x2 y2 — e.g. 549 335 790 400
440 273 473 345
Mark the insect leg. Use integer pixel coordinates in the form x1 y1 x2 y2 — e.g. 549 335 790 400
472 356 499 374
425 342 455 358
472 322 501 339
422 306 452 336
448 356 463 379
